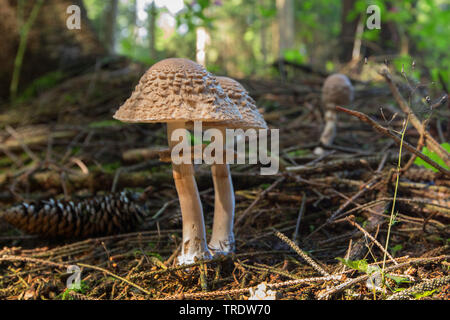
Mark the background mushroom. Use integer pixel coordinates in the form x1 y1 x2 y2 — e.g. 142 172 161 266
204 76 268 256
113 58 243 265
314 74 354 155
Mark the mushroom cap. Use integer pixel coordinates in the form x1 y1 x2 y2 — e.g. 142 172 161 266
322 74 354 107
113 58 243 123
204 76 268 130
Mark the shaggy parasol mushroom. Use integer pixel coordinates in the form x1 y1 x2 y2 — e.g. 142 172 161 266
314 74 354 155
204 76 268 255
113 58 243 265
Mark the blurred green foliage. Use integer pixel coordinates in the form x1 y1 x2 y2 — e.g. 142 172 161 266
83 0 107 36
88 119 124 128
16 71 65 103
176 0 216 31
352 0 449 86
82 0 448 88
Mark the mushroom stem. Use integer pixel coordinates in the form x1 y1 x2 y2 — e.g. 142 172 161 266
167 122 212 265
209 163 236 254
209 127 235 255
314 104 337 155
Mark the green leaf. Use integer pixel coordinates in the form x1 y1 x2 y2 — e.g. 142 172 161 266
385 273 412 285
414 289 436 299
188 131 211 145
336 258 369 273
147 252 164 261
61 280 89 300
413 143 450 172
390 244 403 257
259 183 271 190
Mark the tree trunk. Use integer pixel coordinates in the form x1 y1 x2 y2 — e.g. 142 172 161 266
351 17 364 61
339 0 359 63
259 0 268 65
0 0 105 101
276 0 294 57
148 1 157 60
103 0 118 54
361 2 402 59
378 2 401 55
128 0 138 39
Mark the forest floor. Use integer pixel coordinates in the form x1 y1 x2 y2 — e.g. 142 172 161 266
0 58 448 300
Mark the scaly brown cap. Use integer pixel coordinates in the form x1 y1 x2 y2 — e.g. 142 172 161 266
205 76 268 129
113 58 243 123
322 74 354 108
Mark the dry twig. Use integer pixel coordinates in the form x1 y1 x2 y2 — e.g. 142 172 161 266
336 106 450 176
273 230 330 277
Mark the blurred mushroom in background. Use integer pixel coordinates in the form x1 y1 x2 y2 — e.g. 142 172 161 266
314 74 354 155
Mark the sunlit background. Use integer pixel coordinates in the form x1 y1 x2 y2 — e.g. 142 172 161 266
81 0 449 83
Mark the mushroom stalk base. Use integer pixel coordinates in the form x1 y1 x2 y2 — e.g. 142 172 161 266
167 122 212 265
314 109 337 155
209 163 236 255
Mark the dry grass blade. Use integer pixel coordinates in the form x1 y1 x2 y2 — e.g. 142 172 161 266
273 229 330 277
5 126 41 163
235 176 285 226
0 254 69 269
77 263 151 296
292 192 306 242
345 215 398 265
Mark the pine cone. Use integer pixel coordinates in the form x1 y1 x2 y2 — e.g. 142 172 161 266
0 191 147 239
